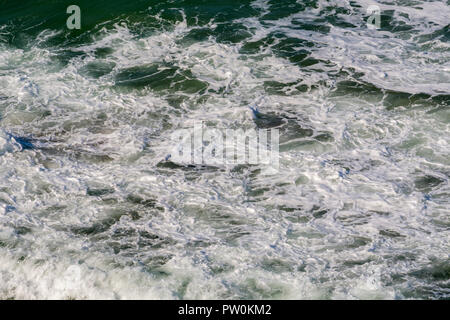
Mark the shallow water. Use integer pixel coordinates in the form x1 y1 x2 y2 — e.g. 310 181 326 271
0 0 449 299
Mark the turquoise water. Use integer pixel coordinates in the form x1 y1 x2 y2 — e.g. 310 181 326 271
0 0 449 299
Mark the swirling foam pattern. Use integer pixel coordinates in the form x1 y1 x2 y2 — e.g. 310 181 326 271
0 0 448 299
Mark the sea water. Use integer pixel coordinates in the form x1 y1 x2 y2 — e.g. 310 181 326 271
0 0 449 299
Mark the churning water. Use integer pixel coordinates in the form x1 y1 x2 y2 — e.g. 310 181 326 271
0 0 449 299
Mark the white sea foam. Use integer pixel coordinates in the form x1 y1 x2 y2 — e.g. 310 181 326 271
0 0 448 299
0 130 22 156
